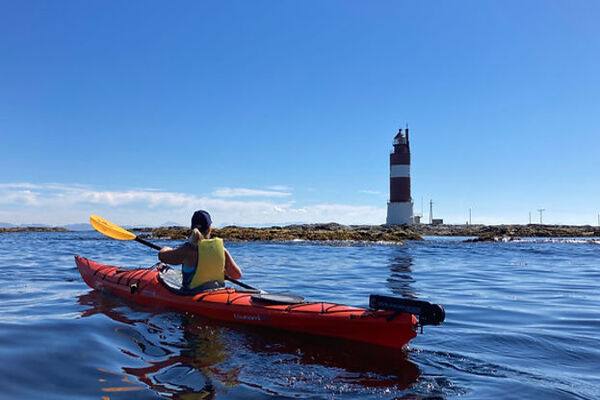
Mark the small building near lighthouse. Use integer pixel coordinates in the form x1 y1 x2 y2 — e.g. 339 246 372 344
386 128 414 225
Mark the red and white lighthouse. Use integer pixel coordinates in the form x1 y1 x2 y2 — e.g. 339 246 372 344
386 128 413 225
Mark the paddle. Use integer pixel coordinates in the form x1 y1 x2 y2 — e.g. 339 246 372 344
90 215 258 291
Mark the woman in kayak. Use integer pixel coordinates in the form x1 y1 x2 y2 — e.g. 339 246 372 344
158 210 242 292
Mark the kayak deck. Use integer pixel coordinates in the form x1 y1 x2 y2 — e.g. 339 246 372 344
75 255 418 349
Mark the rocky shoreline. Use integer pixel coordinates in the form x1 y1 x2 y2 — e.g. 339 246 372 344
136 223 422 243
2 224 598 243
137 223 600 243
453 224 600 242
415 224 600 241
0 227 68 233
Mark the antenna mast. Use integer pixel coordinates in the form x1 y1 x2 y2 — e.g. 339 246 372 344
537 209 545 224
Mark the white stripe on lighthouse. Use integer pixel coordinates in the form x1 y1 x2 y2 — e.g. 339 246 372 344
390 164 410 178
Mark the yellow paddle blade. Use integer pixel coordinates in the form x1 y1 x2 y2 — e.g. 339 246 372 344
90 215 136 241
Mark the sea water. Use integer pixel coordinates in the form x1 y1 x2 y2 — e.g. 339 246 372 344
0 231 598 399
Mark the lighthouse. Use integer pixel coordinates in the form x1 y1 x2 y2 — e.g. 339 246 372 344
386 128 413 225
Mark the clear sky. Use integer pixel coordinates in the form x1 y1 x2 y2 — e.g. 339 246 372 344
1 1 599 226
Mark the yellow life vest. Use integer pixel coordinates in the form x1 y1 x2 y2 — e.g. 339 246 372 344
189 238 225 289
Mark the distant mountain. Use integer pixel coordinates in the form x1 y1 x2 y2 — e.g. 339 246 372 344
160 221 184 227
1 221 310 230
218 221 308 228
1 222 93 231
63 223 93 231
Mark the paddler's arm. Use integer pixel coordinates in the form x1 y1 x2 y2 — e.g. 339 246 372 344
224 249 242 280
158 245 191 265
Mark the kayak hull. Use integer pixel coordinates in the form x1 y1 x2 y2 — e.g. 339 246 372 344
75 256 418 349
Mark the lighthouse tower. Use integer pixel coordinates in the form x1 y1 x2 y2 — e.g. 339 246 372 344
386 128 413 225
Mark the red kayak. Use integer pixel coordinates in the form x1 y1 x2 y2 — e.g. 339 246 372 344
75 256 444 349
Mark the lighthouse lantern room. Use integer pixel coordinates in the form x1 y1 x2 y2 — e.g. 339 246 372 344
386 128 414 225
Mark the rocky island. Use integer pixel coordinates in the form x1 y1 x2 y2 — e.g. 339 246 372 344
450 224 600 242
0 226 68 233
136 223 422 243
2 223 597 243
136 223 600 243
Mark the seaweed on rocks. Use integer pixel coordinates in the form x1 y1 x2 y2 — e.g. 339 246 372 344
139 224 422 243
134 223 600 243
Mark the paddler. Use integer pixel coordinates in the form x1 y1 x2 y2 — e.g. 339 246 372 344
158 210 242 292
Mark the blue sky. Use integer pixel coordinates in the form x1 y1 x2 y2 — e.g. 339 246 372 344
1 1 599 226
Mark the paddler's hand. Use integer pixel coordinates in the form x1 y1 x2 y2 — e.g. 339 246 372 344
158 246 187 265
158 246 173 263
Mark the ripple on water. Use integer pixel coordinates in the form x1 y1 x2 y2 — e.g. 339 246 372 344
0 232 599 399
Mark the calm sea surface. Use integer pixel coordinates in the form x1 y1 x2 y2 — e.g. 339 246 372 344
0 232 598 399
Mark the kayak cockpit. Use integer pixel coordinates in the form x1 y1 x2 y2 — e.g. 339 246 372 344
158 264 306 305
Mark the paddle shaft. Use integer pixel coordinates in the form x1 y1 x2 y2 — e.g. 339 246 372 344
136 237 161 251
135 237 257 291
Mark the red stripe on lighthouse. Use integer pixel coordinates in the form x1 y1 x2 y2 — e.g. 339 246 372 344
390 152 410 165
390 177 411 202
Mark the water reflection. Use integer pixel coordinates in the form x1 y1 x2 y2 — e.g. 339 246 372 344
387 248 417 299
79 292 223 398
239 328 420 388
121 317 224 400
78 290 421 398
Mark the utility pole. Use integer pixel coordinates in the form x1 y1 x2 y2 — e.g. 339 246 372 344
468 208 472 225
537 209 545 224
429 199 433 224
528 211 532 225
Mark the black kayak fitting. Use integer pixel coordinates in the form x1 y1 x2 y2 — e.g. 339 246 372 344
369 295 445 326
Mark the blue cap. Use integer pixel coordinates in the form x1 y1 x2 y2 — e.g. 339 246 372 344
191 210 212 231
